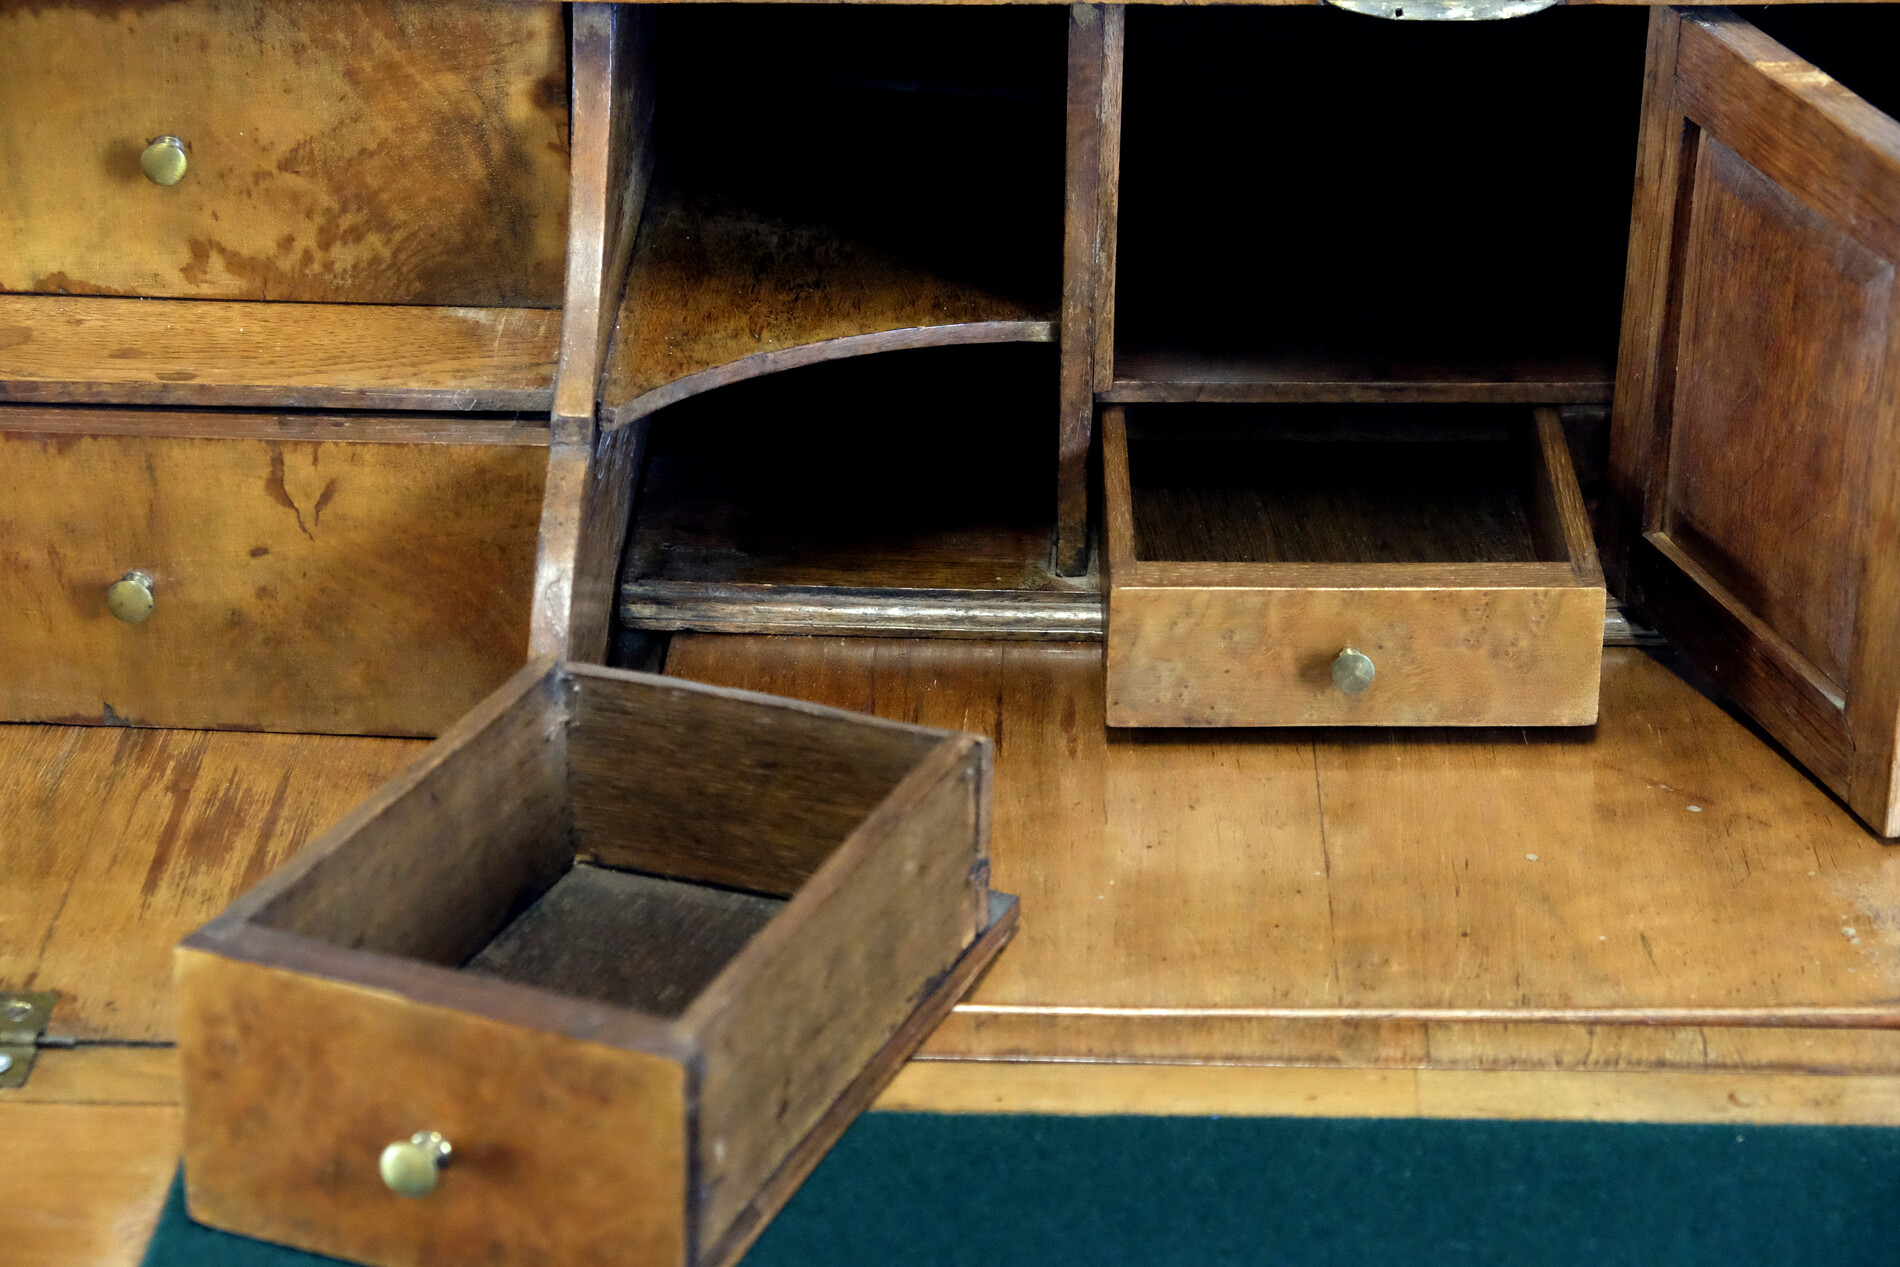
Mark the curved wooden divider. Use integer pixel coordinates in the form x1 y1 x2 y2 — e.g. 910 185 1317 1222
598 189 1059 425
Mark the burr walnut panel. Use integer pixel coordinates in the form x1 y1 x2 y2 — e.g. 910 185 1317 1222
0 0 569 307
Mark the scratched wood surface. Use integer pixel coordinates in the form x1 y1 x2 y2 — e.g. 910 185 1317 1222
0 296 560 412
0 0 569 306
0 724 425 1042
0 409 547 735
666 636 1900 1073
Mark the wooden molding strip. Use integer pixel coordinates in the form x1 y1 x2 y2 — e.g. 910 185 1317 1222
623 582 1661 646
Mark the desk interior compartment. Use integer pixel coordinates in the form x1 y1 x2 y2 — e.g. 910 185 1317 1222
1104 5 1647 406
177 657 1013 1267
599 3 1066 424
617 342 1100 641
1104 403 1606 727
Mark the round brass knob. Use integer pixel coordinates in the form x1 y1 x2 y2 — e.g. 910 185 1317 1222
140 136 188 187
380 1131 451 1199
105 571 154 624
1332 647 1375 695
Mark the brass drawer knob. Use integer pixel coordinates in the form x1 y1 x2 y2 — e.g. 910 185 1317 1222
105 571 154 623
140 136 188 187
380 1131 451 1198
1332 647 1375 695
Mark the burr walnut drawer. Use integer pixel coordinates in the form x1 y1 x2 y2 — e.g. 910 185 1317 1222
0 408 547 736
0 0 568 307
1102 403 1606 728
178 658 1014 1267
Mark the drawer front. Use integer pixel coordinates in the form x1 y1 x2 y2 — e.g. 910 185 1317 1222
179 951 689 1267
1107 582 1606 727
0 417 547 735
0 0 568 306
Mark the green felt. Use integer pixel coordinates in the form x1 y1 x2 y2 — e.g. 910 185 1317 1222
144 1113 1900 1266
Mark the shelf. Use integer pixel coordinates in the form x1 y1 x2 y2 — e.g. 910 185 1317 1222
598 4 1065 424
619 345 1088 639
0 295 560 412
600 188 1055 422
1102 350 1615 406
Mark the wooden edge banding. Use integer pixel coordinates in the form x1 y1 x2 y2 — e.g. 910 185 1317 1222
566 659 966 743
0 407 551 446
1532 405 1605 583
946 1000 1900 1030
1099 404 1136 573
1117 560 1589 590
1100 379 1616 406
1056 3 1109 578
619 584 1104 640
699 892 1019 1267
0 382 554 412
604 321 1055 427
181 926 698 1063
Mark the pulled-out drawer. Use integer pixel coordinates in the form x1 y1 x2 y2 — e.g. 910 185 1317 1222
0 0 568 307
1103 404 1606 727
177 658 1014 1267
0 408 547 735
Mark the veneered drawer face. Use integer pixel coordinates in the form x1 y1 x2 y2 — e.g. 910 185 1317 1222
0 0 569 306
1103 404 1606 727
178 952 693 1267
0 411 548 735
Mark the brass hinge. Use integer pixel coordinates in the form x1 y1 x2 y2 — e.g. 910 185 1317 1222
0 992 62 1089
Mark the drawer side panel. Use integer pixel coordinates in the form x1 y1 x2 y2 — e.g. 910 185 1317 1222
688 744 986 1255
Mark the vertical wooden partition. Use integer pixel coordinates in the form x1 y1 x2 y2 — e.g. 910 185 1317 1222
533 4 656 662
1058 3 1124 577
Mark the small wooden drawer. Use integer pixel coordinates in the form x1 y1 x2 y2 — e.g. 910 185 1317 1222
0 0 568 307
1103 404 1606 727
0 408 547 736
177 658 1014 1267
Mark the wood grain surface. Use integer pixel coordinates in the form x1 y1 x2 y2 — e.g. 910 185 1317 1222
0 1103 181 1267
599 187 1055 423
0 0 568 306
1101 406 1606 727
0 296 561 412
466 864 783 1017
686 737 988 1253
0 723 424 1042
1104 350 1616 405
178 951 689 1267
0 408 547 735
1609 8 1900 835
552 5 653 425
566 663 942 896
666 635 1900 1073
1056 3 1118 575
249 661 569 965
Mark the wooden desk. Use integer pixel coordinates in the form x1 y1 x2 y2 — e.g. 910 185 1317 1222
9 640 1900 1265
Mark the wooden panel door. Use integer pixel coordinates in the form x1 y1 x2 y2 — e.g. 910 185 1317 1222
1611 8 1900 836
